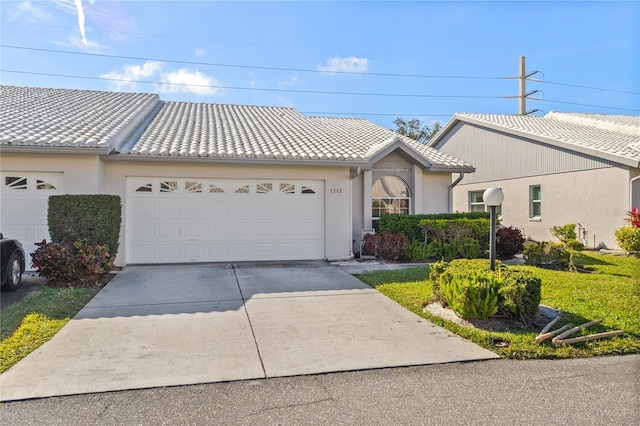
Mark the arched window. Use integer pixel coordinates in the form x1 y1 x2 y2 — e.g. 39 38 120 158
372 176 410 228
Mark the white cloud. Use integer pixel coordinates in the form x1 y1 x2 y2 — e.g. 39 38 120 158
8 0 52 22
101 62 220 96
276 97 295 108
278 76 304 87
195 48 206 57
100 61 162 91
318 56 371 73
156 69 220 96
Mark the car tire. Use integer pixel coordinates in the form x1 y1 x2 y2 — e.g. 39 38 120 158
2 253 23 291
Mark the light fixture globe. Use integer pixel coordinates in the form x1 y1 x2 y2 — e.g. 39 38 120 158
483 187 504 207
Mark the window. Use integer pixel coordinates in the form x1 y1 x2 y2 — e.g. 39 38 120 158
372 176 410 228
530 185 541 218
469 190 502 215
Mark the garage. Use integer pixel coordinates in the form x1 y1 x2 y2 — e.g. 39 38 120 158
1 172 63 265
126 177 325 263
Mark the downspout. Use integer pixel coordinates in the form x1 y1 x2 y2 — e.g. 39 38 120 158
449 172 465 212
350 166 361 179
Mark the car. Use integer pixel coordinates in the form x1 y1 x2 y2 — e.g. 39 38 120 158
1 233 26 291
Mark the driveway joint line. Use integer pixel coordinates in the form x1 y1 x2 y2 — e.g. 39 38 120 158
232 264 267 378
82 299 245 309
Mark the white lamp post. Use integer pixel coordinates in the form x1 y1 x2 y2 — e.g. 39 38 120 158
483 187 504 271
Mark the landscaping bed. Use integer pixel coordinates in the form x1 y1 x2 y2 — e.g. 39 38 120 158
357 252 640 359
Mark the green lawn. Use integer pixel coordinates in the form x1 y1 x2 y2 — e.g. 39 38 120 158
358 252 640 359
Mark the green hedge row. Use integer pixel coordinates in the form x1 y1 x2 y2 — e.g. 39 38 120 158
48 195 122 257
379 212 491 242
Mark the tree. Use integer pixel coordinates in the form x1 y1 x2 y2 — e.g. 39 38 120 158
393 118 442 143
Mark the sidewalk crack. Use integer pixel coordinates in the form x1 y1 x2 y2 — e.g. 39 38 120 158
232 264 267 378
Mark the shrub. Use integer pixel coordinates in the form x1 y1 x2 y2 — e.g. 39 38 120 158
430 258 541 322
497 269 542 322
441 272 500 320
379 212 490 242
48 195 122 257
0 313 69 373
361 232 408 260
496 226 525 259
420 218 491 261
615 226 640 256
405 240 442 261
31 239 114 287
624 207 640 227
523 241 570 267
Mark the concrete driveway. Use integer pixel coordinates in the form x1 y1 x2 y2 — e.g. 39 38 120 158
0 261 498 401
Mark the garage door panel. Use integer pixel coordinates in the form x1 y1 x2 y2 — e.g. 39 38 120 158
157 245 180 260
2 173 63 268
158 222 180 239
132 223 155 240
2 198 32 217
183 244 204 260
207 223 229 238
126 178 325 263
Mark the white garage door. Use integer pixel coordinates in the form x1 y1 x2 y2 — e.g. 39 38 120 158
126 177 325 264
1 172 63 266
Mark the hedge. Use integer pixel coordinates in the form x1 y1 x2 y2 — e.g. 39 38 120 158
379 212 491 242
48 195 122 257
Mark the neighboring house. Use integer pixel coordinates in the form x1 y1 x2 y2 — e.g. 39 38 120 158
0 85 473 266
429 112 640 249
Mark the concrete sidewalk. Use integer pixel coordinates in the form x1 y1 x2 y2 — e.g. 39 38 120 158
0 262 498 401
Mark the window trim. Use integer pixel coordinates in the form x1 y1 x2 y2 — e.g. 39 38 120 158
468 190 502 216
529 185 542 220
371 176 411 228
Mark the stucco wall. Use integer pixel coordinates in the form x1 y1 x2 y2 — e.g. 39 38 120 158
452 166 630 249
0 152 104 193
103 159 353 265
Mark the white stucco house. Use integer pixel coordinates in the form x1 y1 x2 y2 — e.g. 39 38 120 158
428 112 640 249
0 85 474 266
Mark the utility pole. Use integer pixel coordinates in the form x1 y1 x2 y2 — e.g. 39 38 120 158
504 56 542 115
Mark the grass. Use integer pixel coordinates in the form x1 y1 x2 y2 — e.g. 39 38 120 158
358 252 640 359
0 287 98 372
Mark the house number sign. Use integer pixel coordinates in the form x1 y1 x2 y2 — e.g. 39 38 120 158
329 188 343 194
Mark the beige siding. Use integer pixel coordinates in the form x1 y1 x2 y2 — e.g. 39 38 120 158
452 167 630 249
435 122 616 184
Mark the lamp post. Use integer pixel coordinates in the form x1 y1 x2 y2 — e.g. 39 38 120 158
483 187 504 271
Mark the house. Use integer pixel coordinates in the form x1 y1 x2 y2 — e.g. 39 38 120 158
0 85 473 266
428 112 640 249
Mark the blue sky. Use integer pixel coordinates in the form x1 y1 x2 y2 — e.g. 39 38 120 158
1 1 638 128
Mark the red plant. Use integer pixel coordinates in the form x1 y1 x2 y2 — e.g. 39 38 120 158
626 208 640 227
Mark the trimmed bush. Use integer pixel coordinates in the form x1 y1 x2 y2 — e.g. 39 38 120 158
420 218 491 261
31 239 114 287
430 258 542 321
379 212 491 242
404 240 442 261
441 272 500 320
496 226 525 259
615 226 640 256
48 195 122 257
523 241 570 267
362 232 408 260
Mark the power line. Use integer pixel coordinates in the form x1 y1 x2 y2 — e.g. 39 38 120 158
0 69 506 99
542 80 639 95
0 45 504 80
544 98 640 112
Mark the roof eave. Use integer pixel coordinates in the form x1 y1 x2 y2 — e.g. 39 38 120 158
434 115 640 168
367 138 433 170
101 152 373 169
0 145 109 155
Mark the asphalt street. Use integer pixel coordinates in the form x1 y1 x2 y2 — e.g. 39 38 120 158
2 355 638 425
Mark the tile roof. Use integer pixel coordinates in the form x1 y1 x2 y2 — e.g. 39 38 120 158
435 111 640 167
1 85 472 170
0 85 159 150
123 100 473 169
